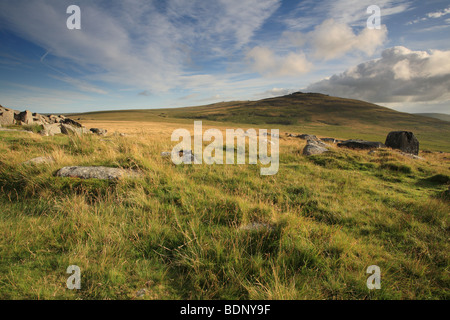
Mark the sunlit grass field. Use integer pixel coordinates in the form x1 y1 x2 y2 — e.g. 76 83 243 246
0 121 449 300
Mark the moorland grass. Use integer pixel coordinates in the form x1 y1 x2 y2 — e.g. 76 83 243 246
0 128 448 300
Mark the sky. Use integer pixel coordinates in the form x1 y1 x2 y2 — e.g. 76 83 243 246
0 0 449 114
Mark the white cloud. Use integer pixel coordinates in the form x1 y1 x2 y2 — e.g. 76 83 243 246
246 47 312 77
310 19 387 60
306 46 450 109
408 6 450 25
427 7 450 19
260 18 387 67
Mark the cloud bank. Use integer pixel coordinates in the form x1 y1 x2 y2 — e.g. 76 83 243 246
307 46 450 106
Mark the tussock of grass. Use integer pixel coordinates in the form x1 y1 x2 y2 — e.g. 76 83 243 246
0 129 449 300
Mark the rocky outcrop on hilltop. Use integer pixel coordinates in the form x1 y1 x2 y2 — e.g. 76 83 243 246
0 105 107 137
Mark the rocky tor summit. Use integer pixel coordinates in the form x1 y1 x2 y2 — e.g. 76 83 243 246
0 105 106 136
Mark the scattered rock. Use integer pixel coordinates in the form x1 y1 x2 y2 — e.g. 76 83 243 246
298 134 317 141
23 156 54 165
385 131 419 156
180 150 197 163
18 110 34 125
338 139 386 150
161 150 198 163
32 113 49 125
48 115 63 124
321 138 337 144
62 118 83 128
303 142 329 156
90 128 108 136
60 124 84 136
41 123 62 136
286 133 302 138
0 107 98 137
262 132 280 138
56 166 140 180
0 106 16 125
398 152 424 160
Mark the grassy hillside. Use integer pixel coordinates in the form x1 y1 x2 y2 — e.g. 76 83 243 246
414 113 450 123
71 93 450 152
0 127 449 300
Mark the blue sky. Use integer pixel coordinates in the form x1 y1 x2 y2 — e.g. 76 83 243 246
0 0 449 114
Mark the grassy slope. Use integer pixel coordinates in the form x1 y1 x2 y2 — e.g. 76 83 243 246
71 93 450 152
0 129 449 300
414 113 450 123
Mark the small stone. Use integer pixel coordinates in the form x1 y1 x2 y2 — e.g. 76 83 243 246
135 289 146 298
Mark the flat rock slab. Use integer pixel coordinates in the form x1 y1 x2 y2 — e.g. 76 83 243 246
23 156 55 165
56 166 140 180
338 139 386 150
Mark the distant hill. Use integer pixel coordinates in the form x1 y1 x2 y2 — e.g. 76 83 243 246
414 113 450 122
73 92 449 127
71 92 450 152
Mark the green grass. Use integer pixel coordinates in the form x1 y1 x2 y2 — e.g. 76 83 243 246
0 129 448 300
